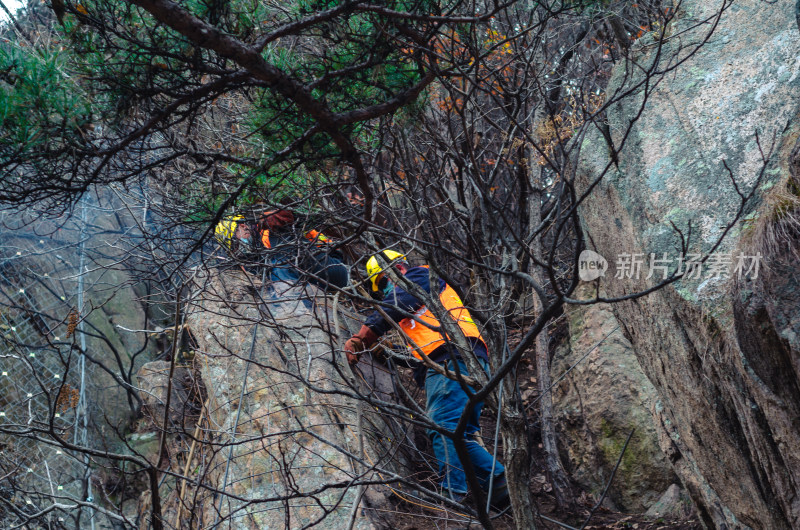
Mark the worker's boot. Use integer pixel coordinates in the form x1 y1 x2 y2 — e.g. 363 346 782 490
441 488 468 505
487 474 510 511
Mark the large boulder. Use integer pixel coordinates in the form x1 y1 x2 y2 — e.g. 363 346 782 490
160 270 414 529
576 1 800 528
554 285 676 512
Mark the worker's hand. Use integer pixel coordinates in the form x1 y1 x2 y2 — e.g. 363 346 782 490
346 351 361 366
344 326 378 366
344 337 364 365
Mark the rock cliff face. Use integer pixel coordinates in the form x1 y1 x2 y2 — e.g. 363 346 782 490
576 1 800 528
146 271 413 529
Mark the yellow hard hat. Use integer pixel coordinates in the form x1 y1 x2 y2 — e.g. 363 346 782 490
366 250 406 293
214 215 244 248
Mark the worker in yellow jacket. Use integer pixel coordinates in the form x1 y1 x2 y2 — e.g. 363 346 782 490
214 209 348 289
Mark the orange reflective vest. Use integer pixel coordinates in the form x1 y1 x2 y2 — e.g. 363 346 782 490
260 229 330 250
398 269 486 360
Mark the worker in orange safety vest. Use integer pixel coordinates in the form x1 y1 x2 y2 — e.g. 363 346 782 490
344 250 508 509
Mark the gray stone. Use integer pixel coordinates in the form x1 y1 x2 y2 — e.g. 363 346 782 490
645 483 693 520
136 360 191 431
125 431 159 464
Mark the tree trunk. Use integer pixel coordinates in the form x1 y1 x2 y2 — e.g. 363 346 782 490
500 381 537 530
533 297 573 509
529 161 573 510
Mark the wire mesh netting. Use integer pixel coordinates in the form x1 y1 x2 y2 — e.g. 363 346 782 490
0 189 155 527
0 215 94 526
